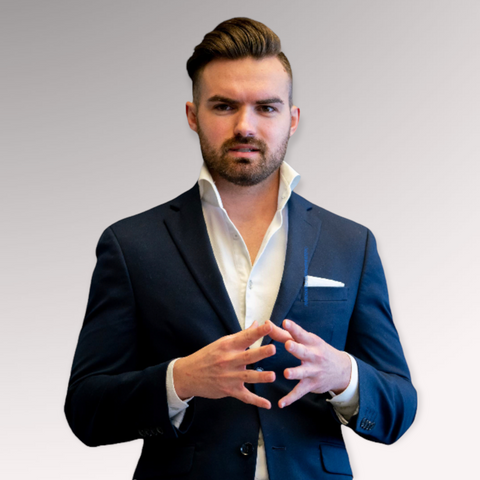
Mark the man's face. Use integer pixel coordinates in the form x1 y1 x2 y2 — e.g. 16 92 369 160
186 57 299 187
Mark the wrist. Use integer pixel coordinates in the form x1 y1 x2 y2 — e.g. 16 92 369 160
173 357 192 401
331 352 352 395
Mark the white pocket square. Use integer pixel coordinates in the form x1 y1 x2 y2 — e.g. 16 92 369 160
305 275 345 287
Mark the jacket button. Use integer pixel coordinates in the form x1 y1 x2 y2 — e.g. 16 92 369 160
156 427 164 435
240 442 254 456
256 367 264 372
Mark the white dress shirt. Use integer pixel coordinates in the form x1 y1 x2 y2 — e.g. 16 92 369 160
166 162 359 479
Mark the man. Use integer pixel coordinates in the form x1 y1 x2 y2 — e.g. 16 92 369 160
65 18 416 480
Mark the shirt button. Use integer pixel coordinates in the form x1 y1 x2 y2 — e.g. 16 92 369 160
248 280 253 289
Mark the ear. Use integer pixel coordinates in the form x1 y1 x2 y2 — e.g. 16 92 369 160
186 102 198 133
289 105 300 137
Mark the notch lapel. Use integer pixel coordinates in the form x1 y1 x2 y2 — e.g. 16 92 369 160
264 192 323 342
164 185 241 336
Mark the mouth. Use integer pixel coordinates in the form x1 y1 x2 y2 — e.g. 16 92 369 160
228 144 261 156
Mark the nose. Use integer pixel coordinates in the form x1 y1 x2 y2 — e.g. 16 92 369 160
233 107 256 138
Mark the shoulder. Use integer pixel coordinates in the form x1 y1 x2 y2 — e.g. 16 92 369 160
104 184 200 239
290 191 370 242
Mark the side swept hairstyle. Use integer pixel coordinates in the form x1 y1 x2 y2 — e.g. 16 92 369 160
186 17 293 104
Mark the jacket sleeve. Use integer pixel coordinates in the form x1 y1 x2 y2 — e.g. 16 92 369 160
345 229 417 444
64 227 194 447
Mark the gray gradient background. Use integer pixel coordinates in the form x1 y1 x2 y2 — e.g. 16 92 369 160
1 1 478 478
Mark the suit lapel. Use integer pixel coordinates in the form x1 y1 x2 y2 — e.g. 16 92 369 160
163 186 322 340
164 185 241 336
264 192 322 342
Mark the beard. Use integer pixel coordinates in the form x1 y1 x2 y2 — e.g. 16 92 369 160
197 125 291 187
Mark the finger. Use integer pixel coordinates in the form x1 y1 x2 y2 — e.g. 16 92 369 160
283 319 318 346
284 340 314 362
278 379 313 408
236 387 272 409
265 320 293 344
283 365 311 381
240 344 276 366
242 369 276 384
230 321 273 350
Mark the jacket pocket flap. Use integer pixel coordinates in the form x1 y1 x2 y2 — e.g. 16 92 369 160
134 445 195 479
319 443 353 476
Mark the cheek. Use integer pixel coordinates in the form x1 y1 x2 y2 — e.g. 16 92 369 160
263 127 290 149
261 117 291 142
204 119 232 145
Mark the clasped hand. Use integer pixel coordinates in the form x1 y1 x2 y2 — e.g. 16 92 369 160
174 319 351 409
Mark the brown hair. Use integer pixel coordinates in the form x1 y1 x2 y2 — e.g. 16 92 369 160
187 17 293 104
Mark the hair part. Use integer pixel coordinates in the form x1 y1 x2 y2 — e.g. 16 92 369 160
187 17 293 105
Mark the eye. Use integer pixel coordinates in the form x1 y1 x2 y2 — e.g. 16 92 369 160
258 105 277 114
213 103 234 112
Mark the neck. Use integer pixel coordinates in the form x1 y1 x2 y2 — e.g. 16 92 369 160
212 169 280 223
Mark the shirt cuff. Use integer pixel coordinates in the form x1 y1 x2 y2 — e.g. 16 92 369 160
326 353 359 425
166 359 193 429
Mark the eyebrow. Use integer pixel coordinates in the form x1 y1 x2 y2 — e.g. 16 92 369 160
255 98 284 105
207 95 284 105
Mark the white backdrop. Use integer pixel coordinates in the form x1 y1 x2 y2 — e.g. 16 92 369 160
1 1 479 478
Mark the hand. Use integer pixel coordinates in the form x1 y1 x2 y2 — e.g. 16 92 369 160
266 319 352 408
173 321 276 409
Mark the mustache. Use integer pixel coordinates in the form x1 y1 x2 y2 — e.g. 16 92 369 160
221 136 267 154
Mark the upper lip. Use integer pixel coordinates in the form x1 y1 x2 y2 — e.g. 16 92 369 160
229 144 260 151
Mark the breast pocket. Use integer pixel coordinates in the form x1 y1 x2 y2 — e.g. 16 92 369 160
288 287 351 347
299 287 349 302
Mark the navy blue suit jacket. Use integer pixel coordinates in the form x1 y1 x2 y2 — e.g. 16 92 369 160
65 185 416 480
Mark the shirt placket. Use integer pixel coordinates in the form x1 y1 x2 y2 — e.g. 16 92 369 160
225 215 251 330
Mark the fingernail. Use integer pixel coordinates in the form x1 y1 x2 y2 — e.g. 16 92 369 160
280 401 285 408
284 320 291 328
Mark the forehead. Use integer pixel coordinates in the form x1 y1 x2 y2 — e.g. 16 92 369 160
198 56 290 103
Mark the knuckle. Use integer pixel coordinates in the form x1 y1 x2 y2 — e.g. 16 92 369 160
218 337 231 352
244 328 254 339
223 384 236 397
315 352 326 364
215 357 230 371
306 349 316 362
219 384 229 396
